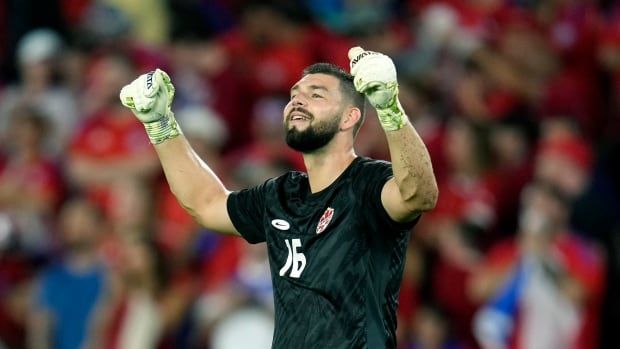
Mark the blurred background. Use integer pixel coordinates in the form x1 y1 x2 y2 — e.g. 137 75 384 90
0 0 619 348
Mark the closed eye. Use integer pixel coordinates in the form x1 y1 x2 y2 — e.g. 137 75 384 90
312 94 323 99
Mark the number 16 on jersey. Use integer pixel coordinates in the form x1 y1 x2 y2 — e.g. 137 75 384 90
279 238 307 278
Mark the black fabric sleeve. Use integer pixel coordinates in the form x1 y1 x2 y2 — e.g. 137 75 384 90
357 160 420 234
226 180 271 244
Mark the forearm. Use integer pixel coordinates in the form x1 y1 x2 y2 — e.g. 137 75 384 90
119 69 238 234
347 46 437 211
468 269 509 303
540 258 587 306
153 135 229 223
385 119 438 211
27 311 52 349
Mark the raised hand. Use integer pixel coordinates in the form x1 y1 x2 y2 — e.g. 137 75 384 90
348 47 407 131
119 69 181 144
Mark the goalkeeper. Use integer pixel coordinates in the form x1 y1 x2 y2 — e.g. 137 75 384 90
120 47 438 349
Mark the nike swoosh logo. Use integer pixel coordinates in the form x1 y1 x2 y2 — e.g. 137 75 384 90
271 219 290 231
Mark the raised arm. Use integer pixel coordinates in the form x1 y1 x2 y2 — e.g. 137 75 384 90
349 47 438 222
119 70 239 235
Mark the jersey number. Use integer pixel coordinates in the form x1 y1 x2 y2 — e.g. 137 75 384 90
279 238 306 278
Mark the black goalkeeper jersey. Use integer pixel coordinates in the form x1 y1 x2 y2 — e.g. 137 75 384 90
227 157 419 349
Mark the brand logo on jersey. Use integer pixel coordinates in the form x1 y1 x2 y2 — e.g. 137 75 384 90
316 207 334 234
271 219 290 231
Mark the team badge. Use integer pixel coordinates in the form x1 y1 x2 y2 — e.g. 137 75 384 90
316 207 334 234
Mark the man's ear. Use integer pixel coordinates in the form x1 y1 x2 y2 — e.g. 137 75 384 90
340 106 362 132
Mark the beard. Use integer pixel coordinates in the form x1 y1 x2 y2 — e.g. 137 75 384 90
285 107 341 153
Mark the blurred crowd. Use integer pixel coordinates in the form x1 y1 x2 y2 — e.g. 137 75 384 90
0 0 619 348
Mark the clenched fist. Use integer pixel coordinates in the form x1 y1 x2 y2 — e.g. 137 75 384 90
348 47 407 131
119 69 181 144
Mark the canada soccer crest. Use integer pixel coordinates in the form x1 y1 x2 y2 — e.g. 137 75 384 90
316 207 334 234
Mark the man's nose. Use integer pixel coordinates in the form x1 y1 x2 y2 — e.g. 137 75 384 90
291 94 306 106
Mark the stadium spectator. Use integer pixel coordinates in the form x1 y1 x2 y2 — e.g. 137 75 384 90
0 1 618 347
99 236 179 349
489 115 536 235
225 97 305 188
0 29 78 155
27 198 109 349
470 181 605 349
0 105 63 256
196 243 273 349
421 118 497 244
405 303 464 349
67 52 159 216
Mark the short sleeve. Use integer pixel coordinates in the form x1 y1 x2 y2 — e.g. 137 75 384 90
226 180 270 244
356 159 420 234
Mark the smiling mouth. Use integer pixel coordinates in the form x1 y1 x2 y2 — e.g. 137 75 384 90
288 108 313 122
290 114 311 121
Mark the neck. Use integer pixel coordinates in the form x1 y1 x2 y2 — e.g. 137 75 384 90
303 148 357 193
127 274 158 294
24 79 48 95
66 248 98 271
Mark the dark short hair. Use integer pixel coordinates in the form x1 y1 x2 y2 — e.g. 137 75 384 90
302 63 366 137
10 105 50 138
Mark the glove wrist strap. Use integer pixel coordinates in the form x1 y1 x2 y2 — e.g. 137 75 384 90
376 97 407 132
143 112 182 144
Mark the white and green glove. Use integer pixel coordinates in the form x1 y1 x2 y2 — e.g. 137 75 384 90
119 68 181 144
348 46 407 132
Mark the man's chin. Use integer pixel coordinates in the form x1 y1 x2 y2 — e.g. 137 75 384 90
287 123 310 131
286 135 328 154
286 142 317 154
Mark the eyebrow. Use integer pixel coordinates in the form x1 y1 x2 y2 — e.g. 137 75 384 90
290 84 329 93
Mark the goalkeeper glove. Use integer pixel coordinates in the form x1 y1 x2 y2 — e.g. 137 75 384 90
119 69 181 144
348 47 407 131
